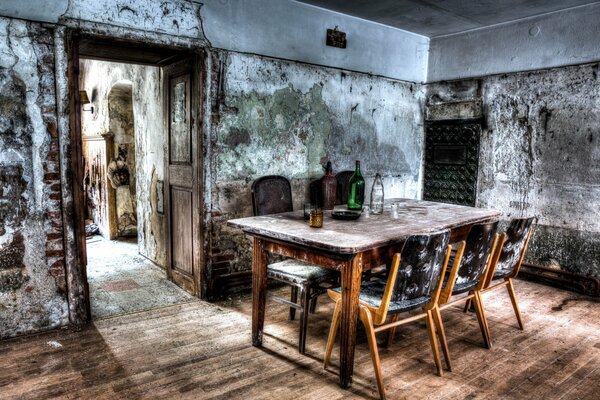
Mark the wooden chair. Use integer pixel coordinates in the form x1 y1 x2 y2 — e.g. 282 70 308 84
251 175 338 354
469 217 535 335
335 170 354 205
433 221 500 365
324 230 453 399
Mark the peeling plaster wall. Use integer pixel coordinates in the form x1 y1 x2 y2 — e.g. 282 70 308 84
426 63 600 277
209 52 425 295
428 3 600 81
79 60 165 267
0 18 69 338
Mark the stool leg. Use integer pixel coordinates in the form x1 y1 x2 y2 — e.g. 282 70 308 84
310 296 318 313
299 285 311 354
289 286 298 321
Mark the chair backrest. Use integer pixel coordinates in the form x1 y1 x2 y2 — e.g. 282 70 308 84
309 178 323 208
391 230 451 302
450 221 499 295
251 175 293 216
494 217 535 278
335 170 354 205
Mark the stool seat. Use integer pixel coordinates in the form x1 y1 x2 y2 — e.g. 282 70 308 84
268 260 337 286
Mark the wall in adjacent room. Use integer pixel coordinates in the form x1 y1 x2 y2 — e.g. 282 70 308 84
79 60 165 267
426 62 600 277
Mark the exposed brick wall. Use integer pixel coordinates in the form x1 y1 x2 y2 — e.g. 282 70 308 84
36 25 68 296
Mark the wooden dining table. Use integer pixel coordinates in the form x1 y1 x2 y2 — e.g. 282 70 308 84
228 198 501 389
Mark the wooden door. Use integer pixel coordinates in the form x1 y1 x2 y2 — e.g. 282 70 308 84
164 56 203 296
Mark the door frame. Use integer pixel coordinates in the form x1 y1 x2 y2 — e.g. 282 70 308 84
66 31 208 318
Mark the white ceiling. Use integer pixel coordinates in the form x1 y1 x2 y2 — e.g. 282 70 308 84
296 0 600 37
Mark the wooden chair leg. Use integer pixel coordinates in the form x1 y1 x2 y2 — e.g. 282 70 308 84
472 291 492 349
289 286 298 321
360 307 386 400
385 314 400 348
506 278 524 330
463 298 472 313
324 299 342 369
425 310 443 377
298 286 310 354
309 296 318 314
432 306 452 372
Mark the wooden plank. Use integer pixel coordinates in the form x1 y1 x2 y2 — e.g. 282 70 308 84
0 281 598 399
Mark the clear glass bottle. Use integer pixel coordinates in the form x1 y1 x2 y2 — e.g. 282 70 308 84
370 173 384 214
347 160 365 210
321 161 337 210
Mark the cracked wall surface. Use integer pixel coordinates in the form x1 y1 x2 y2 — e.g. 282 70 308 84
0 17 69 339
427 63 600 277
209 52 425 295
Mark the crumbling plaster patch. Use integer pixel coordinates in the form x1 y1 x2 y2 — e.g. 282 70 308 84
0 17 69 338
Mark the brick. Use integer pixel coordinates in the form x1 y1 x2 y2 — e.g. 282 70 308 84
46 151 59 161
49 259 64 268
49 268 65 278
49 219 63 230
44 172 60 181
47 232 63 240
46 120 58 138
49 192 61 201
46 250 64 259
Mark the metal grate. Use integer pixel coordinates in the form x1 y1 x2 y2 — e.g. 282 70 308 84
423 120 481 206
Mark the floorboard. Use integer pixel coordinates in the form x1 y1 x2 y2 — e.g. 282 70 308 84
1 280 599 399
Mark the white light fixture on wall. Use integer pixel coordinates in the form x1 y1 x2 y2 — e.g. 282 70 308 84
79 90 94 114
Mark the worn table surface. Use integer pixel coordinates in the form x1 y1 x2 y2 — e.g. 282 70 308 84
228 198 502 254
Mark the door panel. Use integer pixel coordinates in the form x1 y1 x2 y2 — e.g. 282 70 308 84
164 56 202 296
171 188 193 275
169 75 191 163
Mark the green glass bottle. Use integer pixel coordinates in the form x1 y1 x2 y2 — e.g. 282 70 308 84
347 160 365 210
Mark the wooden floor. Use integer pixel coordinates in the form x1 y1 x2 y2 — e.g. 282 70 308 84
1 280 599 399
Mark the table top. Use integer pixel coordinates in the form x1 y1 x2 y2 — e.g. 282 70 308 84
228 199 501 255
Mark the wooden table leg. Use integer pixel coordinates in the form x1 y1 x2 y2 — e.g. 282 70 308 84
252 237 268 347
338 254 363 388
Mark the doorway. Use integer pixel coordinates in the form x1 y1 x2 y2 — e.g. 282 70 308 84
73 36 206 319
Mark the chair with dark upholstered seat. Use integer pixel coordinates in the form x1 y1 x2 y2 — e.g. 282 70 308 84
432 221 500 367
324 230 453 399
251 175 338 354
474 217 535 334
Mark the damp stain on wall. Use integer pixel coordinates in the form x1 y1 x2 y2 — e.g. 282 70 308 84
0 233 29 292
217 83 332 181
